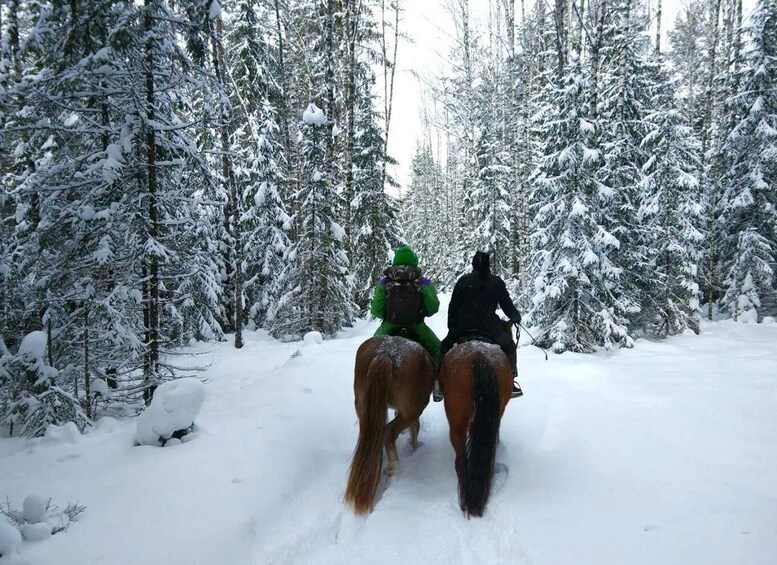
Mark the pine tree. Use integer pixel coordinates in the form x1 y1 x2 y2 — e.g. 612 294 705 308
638 74 705 335
528 61 635 353
350 77 401 310
273 104 354 338
719 0 777 321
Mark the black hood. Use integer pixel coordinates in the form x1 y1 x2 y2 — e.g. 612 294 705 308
472 251 491 277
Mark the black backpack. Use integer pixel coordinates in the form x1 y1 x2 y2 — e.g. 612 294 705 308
384 265 425 326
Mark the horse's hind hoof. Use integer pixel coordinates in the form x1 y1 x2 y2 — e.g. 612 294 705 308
385 461 398 477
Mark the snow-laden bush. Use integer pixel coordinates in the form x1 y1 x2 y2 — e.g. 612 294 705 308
0 332 89 437
136 378 205 446
0 520 22 557
1 495 85 547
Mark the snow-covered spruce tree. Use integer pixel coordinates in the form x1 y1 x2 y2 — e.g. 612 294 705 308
718 0 777 321
105 0 225 401
596 0 658 333
0 1 155 418
722 228 774 321
272 104 354 338
638 70 705 336
350 75 402 311
225 0 293 331
528 61 635 353
470 69 513 279
401 141 448 285
242 101 293 329
0 331 88 438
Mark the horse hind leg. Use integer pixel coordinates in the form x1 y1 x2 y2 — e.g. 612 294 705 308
384 412 414 476
409 419 421 450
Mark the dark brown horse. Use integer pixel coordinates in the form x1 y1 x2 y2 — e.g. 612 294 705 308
440 338 513 517
344 335 435 515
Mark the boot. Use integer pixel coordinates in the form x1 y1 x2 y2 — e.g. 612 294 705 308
511 367 523 398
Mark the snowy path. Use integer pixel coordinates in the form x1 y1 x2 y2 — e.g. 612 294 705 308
2 298 777 565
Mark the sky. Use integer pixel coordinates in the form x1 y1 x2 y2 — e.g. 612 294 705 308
384 0 755 192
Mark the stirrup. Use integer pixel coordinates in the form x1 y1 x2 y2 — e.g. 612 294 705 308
511 381 523 398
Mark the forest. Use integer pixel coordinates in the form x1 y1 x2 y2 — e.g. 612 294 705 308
0 0 775 436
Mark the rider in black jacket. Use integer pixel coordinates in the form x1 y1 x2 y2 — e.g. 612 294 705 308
439 251 523 399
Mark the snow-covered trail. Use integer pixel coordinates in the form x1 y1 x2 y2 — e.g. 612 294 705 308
2 298 777 565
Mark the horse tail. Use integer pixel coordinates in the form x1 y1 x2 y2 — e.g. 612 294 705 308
345 355 390 515
462 353 501 517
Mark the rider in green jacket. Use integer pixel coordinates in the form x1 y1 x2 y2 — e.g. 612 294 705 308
371 245 441 371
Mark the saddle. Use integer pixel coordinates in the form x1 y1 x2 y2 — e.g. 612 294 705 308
388 326 422 344
452 329 496 346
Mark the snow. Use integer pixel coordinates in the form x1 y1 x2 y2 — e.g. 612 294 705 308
330 221 346 241
208 0 222 20
21 522 52 542
22 495 47 524
302 103 327 125
0 521 21 558
135 378 205 446
17 331 47 361
78 205 96 221
1 297 777 564
43 422 81 444
303 331 323 345
63 113 80 127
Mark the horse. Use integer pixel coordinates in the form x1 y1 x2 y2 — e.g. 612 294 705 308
344 334 435 515
440 325 514 517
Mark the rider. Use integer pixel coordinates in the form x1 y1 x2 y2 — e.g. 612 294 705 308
440 251 523 399
371 245 442 394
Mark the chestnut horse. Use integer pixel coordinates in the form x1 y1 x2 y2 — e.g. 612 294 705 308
440 338 513 517
344 335 435 515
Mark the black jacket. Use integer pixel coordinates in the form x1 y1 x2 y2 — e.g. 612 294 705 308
447 272 521 335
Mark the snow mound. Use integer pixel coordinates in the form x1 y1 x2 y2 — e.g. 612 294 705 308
0 521 22 557
22 495 46 524
21 522 52 542
302 103 326 125
93 416 118 434
43 422 81 444
209 0 222 20
17 330 47 361
762 316 775 325
303 331 323 346
136 378 205 447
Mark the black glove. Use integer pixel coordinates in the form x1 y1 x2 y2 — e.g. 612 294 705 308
511 312 522 324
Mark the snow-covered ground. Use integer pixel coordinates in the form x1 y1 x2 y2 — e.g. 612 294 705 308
2 296 776 565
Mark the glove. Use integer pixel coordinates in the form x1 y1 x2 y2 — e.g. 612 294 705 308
511 312 522 324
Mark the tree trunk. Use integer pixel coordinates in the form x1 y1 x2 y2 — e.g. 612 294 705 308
554 0 568 79
144 0 159 404
343 0 359 249
211 13 243 349
84 307 91 418
381 0 401 190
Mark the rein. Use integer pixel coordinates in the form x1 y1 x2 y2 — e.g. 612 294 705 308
514 322 548 361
